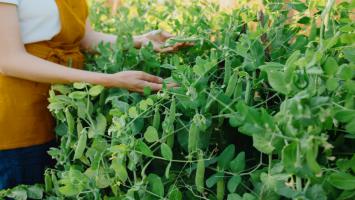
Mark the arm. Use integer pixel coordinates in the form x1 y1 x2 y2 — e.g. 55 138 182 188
80 20 144 50
0 3 163 92
81 20 189 52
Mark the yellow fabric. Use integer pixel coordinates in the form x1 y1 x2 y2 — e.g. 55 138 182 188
0 0 88 150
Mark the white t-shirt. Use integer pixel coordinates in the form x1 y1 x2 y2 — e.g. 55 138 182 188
0 0 61 44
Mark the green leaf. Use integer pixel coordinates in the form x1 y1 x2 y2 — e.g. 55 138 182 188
343 47 355 63
227 175 241 193
218 144 235 170
206 172 223 188
7 187 27 200
161 143 173 160
89 85 104 97
326 78 339 91
230 152 245 173
267 71 288 95
139 100 148 111
339 65 353 80
73 82 88 89
136 140 153 157
168 185 182 200
282 142 298 173
290 2 308 12
128 107 139 118
26 185 44 199
69 91 87 100
252 134 274 154
111 158 128 183
58 185 78 197
52 84 71 94
298 16 311 24
346 119 355 134
305 184 327 200
328 172 355 190
227 193 242 200
324 57 339 76
334 110 355 123
96 113 107 135
193 56 215 76
144 126 159 143
148 173 164 197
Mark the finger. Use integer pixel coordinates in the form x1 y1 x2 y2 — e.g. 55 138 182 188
167 82 179 88
143 81 163 91
140 72 163 83
161 31 174 39
159 42 194 53
158 46 177 53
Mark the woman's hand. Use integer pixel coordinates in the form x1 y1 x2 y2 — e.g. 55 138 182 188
136 30 191 53
107 71 164 92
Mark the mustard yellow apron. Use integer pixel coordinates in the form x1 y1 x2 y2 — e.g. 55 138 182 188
0 0 88 150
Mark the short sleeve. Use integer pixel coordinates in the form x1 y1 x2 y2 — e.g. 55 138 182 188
0 0 19 5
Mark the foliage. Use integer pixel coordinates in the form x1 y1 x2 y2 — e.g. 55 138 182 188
1 0 355 199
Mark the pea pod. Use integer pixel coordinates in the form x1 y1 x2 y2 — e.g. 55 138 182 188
65 108 75 135
164 37 202 47
244 75 251 105
216 175 225 200
162 99 176 148
51 171 59 190
195 150 205 193
73 131 87 160
223 57 232 86
225 70 239 97
166 99 176 148
153 105 161 130
233 77 243 99
188 122 199 155
309 18 317 41
44 171 53 192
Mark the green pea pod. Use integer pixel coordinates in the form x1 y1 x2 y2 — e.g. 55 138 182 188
51 171 59 190
73 131 87 160
233 78 243 99
188 123 199 155
225 71 239 97
117 163 128 183
223 57 232 86
244 76 251 105
153 105 161 130
167 99 176 147
45 171 53 192
65 108 74 135
309 18 317 41
195 150 205 193
169 98 176 121
216 177 225 200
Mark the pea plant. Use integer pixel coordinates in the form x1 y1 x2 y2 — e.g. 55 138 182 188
1 0 354 199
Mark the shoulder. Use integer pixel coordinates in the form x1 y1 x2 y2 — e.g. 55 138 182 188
0 0 20 5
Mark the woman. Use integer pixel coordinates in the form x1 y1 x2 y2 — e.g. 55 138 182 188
0 0 182 189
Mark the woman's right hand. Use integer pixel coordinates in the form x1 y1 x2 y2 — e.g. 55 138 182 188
107 71 164 93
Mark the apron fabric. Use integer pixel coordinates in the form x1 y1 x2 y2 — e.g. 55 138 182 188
0 140 56 190
0 0 88 189
0 0 88 150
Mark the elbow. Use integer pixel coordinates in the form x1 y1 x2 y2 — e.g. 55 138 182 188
0 52 26 76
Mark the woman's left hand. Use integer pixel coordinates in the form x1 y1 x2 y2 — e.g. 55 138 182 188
138 30 191 53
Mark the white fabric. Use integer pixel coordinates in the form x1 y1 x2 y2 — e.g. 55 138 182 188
0 0 61 44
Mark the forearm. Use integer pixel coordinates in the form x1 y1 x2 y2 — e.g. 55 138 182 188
0 52 114 87
80 24 144 51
